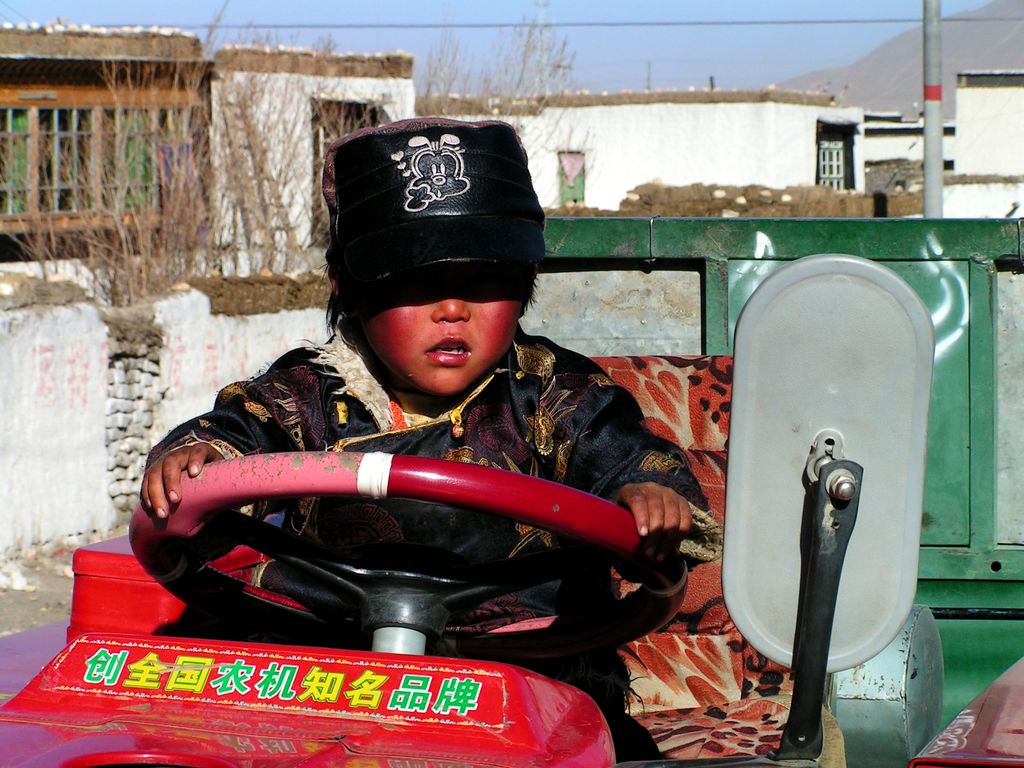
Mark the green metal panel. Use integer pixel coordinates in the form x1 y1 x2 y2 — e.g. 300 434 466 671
725 259 971 546
544 216 1017 553
542 216 1024 725
915 257 1007 578
649 217 1020 263
544 217 651 260
703 256 730 355
917 580 1024 726
909 262 973 546
967 259 999 563
647 217 1019 358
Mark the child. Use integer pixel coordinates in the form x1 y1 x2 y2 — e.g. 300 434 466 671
141 117 714 760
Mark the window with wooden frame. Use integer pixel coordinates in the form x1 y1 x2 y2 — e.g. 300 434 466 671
816 120 857 191
102 107 162 211
0 108 29 215
37 107 94 213
311 99 385 246
0 102 193 229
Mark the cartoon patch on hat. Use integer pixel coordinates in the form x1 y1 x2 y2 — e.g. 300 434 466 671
391 133 471 212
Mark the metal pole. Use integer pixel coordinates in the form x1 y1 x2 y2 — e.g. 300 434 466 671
923 0 943 217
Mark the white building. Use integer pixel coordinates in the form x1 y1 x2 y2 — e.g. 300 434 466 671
863 112 954 166
437 91 864 211
955 71 1024 177
211 46 416 252
942 72 1024 218
0 29 417 270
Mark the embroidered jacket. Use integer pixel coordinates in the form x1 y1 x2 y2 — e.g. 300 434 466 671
148 325 709 630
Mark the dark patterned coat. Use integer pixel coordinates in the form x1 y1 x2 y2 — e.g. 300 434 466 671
148 327 707 630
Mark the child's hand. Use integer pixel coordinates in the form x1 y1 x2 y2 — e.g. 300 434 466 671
140 443 222 520
614 482 693 563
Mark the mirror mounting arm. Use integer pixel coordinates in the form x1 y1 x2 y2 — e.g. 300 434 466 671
773 459 863 761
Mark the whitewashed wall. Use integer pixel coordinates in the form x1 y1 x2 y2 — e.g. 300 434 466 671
0 272 703 559
0 305 111 554
469 101 864 210
210 70 415 250
956 86 1024 177
864 131 926 163
0 293 326 559
862 122 955 164
944 182 1024 218
152 291 327 438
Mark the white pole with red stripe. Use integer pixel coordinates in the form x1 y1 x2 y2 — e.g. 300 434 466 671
923 0 943 218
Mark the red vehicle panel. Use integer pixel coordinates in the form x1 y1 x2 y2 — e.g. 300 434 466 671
0 453 677 767
0 628 612 767
912 655 1024 768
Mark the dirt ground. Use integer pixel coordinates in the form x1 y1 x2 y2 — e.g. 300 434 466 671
0 525 127 638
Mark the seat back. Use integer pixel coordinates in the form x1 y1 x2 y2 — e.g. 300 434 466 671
594 355 791 713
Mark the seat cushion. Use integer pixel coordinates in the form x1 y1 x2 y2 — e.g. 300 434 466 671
596 356 792 716
636 698 789 759
636 697 846 766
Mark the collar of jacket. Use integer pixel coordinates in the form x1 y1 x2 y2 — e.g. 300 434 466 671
312 319 395 431
312 320 530 433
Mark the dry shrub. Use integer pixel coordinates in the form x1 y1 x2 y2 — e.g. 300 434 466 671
17 17 352 305
20 56 211 306
209 67 303 274
416 18 576 118
209 34 384 273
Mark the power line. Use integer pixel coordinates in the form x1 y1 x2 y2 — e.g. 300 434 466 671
99 17 1024 32
0 0 29 23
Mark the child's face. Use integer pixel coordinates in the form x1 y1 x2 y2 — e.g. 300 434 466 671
353 263 525 398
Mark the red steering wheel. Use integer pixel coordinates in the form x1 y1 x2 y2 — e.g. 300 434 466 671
129 452 686 659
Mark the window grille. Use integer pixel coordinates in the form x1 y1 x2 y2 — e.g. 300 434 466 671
38 108 94 213
0 108 29 214
818 139 846 191
0 98 196 232
98 107 186 212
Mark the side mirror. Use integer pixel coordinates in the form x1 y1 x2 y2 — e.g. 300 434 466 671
724 254 935 759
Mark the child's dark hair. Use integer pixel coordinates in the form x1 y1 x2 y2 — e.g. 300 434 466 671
320 117 546 332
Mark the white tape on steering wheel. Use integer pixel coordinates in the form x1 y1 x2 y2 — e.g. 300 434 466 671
357 452 392 499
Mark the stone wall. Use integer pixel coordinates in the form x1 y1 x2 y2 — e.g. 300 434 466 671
0 280 327 559
103 310 164 516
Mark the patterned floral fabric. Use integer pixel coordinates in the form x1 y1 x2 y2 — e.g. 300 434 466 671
637 697 789 759
595 355 794 758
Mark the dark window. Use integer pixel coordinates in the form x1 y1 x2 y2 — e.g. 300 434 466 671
816 121 856 191
38 108 94 213
311 100 385 246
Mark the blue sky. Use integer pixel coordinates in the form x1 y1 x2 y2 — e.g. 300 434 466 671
4 0 991 92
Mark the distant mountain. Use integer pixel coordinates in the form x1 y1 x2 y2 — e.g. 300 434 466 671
779 0 1024 118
